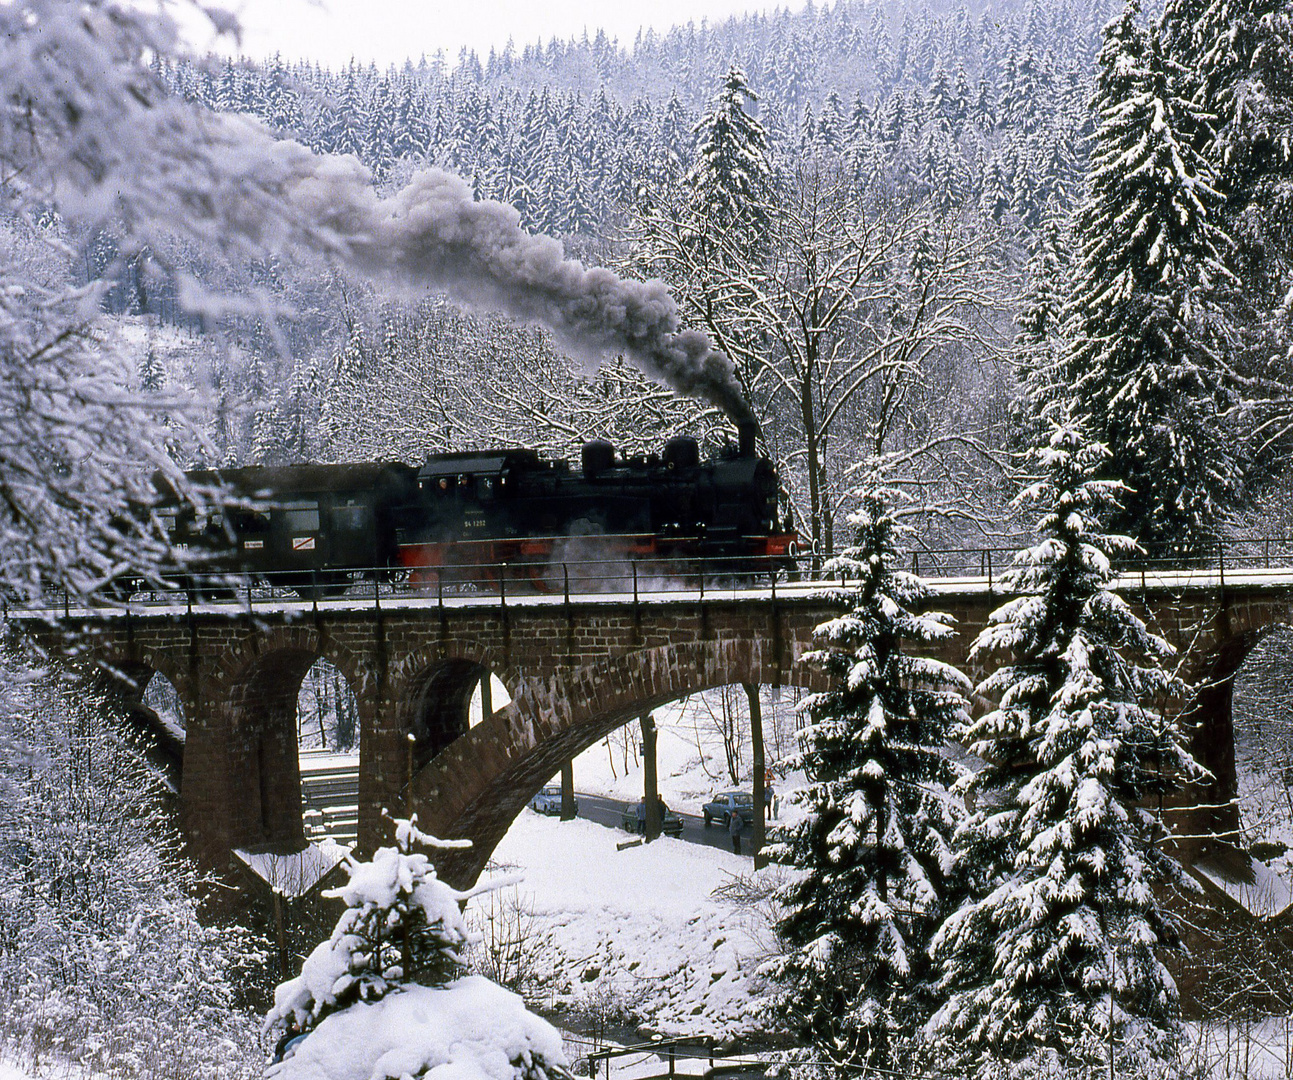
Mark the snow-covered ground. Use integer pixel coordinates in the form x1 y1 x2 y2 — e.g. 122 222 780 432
490 809 783 1039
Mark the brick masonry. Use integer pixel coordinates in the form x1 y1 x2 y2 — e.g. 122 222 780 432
20 579 1293 887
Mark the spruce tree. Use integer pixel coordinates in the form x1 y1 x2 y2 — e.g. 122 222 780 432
687 67 773 244
265 818 570 1080
768 480 969 1073
1160 0 1293 476
1064 0 1239 560
1010 215 1074 453
930 424 1194 1072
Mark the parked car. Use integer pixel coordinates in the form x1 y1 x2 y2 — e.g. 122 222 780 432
529 784 576 815
621 798 684 837
702 791 756 827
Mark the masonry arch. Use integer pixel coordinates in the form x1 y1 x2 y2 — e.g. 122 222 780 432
1229 623 1293 857
1177 615 1293 858
223 630 369 854
407 638 817 886
93 653 190 791
297 657 362 753
393 647 517 772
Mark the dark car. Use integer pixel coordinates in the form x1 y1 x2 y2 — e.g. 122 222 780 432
621 798 684 837
529 784 576 815
702 791 756 827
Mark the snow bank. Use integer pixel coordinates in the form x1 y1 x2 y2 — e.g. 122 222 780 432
235 840 349 897
266 977 567 1080
493 811 781 1037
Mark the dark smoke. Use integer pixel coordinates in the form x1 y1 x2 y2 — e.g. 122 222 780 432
259 139 755 426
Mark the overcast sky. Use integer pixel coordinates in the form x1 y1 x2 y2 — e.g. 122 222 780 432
200 1 789 69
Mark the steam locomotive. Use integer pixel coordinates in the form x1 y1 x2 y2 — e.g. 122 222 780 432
153 425 798 597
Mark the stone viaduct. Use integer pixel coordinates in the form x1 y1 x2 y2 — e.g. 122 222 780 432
15 570 1293 888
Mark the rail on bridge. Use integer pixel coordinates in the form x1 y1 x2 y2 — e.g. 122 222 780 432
7 540 1293 895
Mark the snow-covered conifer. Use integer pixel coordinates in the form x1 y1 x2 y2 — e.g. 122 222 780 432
1063 0 1240 559
1010 216 1074 452
768 479 969 1073
687 68 773 244
1160 0 1293 468
264 818 570 1080
930 424 1195 1072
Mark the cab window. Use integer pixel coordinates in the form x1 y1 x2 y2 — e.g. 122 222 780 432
281 503 320 532
331 504 369 532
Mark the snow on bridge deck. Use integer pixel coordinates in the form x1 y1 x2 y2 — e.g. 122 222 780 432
10 563 1293 623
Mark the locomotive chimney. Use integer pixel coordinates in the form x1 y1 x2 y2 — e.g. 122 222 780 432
737 419 758 458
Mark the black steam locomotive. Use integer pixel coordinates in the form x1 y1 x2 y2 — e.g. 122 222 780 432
155 426 798 597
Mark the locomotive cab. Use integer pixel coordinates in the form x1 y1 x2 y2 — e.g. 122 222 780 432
165 462 417 596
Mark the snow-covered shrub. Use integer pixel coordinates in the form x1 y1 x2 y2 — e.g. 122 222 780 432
264 818 570 1080
0 644 264 1079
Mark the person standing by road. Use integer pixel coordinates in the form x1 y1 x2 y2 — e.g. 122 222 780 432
728 808 743 855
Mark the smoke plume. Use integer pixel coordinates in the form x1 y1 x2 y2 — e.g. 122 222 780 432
235 125 755 426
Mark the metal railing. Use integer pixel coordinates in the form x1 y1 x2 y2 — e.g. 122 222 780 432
9 536 1293 615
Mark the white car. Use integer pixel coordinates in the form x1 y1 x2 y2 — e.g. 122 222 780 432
528 784 575 815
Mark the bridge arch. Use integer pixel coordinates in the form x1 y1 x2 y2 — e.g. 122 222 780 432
221 627 369 853
391 645 519 772
1230 624 1293 854
1174 600 1293 860
408 637 817 887
93 649 191 790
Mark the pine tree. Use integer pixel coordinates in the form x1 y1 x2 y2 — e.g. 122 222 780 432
980 156 1011 222
687 67 773 243
769 480 969 1073
1160 0 1293 474
1010 216 1074 451
1063 0 1239 560
264 819 570 1080
930 424 1194 1072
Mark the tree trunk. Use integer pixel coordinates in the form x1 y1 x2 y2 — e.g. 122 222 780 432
641 713 660 841
560 759 576 821
746 683 767 869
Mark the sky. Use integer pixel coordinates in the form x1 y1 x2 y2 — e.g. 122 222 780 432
201 0 790 69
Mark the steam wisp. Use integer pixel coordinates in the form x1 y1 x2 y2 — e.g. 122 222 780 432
249 132 755 427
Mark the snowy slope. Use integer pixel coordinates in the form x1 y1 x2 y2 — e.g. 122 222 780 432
490 809 785 1039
